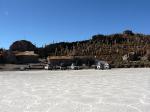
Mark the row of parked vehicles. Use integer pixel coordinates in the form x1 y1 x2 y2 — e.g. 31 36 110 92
19 60 111 71
44 61 111 70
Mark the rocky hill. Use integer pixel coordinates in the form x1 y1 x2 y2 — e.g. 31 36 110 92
1 30 150 67
36 30 150 67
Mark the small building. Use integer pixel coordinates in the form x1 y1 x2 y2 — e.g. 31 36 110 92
47 56 74 66
14 51 39 64
47 56 95 66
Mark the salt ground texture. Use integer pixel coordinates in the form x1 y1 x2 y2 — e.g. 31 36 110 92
0 68 150 112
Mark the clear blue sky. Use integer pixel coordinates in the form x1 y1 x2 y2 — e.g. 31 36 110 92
0 0 150 49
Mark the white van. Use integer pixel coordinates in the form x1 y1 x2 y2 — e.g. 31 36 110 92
96 61 110 70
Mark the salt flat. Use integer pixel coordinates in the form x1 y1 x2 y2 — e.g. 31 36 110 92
0 68 150 112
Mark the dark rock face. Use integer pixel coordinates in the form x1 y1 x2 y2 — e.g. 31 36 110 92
10 40 36 51
123 30 134 35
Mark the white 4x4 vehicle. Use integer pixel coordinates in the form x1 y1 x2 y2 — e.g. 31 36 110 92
70 63 80 70
104 63 110 69
44 64 53 70
96 61 110 70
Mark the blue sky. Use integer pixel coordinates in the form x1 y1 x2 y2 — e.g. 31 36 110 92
0 0 150 49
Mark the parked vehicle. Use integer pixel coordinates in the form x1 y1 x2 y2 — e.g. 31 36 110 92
44 64 53 70
104 62 110 69
59 63 66 70
96 61 111 70
19 65 30 71
28 63 45 69
70 63 80 70
44 58 111 70
19 66 27 71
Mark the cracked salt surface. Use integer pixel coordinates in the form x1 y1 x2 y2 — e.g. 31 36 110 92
0 68 150 112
